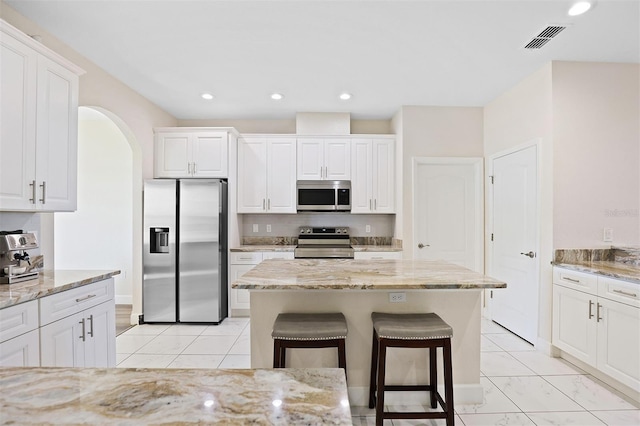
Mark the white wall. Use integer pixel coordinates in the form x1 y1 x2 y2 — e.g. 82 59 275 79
484 63 554 348
178 118 392 135
397 106 484 258
54 108 133 304
553 62 640 248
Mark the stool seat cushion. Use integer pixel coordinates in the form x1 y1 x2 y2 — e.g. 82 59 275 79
371 312 453 340
272 313 348 341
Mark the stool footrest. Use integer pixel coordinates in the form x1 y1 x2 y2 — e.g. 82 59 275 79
382 385 431 392
383 412 448 420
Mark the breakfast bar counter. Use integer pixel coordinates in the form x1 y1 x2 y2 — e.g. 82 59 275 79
0 367 351 425
233 259 506 405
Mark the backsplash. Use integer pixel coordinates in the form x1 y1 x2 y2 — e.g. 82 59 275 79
554 246 640 266
241 236 400 247
239 213 394 237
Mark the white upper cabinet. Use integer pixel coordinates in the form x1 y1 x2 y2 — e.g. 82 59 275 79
238 136 296 213
154 128 230 178
297 137 350 180
0 20 83 212
351 137 394 213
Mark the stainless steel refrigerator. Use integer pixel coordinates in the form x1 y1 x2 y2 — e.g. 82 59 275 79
143 179 227 323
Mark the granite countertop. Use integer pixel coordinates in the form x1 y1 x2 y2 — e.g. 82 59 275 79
233 258 506 290
230 245 402 252
0 269 121 309
553 261 640 284
0 367 351 425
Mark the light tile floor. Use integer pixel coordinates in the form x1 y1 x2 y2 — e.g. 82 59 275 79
116 317 640 425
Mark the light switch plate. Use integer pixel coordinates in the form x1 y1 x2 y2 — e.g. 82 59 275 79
266 224 272 233
389 292 406 303
365 225 371 233
253 224 259 233
603 228 613 242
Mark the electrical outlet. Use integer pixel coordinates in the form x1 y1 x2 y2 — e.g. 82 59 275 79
365 225 371 233
252 224 259 233
603 228 613 242
266 224 272 233
389 292 406 303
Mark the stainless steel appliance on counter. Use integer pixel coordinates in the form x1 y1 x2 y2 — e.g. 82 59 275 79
296 180 351 212
0 230 39 284
143 179 228 323
294 226 354 259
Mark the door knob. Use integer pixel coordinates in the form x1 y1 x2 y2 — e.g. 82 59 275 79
520 251 535 258
418 243 430 249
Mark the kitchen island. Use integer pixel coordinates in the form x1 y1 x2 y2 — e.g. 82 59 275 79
233 258 506 405
0 367 351 425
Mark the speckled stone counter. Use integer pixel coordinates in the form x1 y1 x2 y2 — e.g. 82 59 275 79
0 270 121 309
553 261 640 284
230 245 296 252
233 259 506 290
236 259 505 405
0 367 351 425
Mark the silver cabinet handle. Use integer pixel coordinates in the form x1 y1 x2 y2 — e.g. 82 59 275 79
263 199 266 211
597 303 602 322
613 289 637 298
268 199 271 210
320 167 323 178
588 300 594 319
76 294 97 303
374 199 377 210
188 163 191 174
369 199 372 210
325 166 328 178
79 318 86 342
520 251 535 258
29 180 36 204
193 162 197 174
87 314 94 338
39 181 46 204
564 277 580 283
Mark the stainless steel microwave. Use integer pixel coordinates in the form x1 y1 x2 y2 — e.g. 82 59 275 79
296 180 351 212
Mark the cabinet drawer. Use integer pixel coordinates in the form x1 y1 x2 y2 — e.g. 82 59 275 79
0 300 38 343
262 252 294 260
598 277 640 308
230 252 263 264
40 278 114 326
553 267 598 295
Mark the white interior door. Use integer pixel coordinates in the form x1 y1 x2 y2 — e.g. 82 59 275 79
490 144 538 344
413 158 483 272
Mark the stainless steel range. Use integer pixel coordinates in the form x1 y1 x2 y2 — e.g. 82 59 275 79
294 227 354 259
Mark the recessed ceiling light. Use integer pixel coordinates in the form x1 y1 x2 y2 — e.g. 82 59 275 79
339 93 352 100
568 1 592 16
201 93 214 100
271 93 284 100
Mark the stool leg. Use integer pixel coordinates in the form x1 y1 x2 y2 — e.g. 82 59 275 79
430 346 437 409
443 338 455 426
368 330 379 409
273 340 281 368
375 339 387 426
337 338 347 381
280 342 287 368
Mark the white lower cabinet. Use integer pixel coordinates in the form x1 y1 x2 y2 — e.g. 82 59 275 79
229 251 294 311
552 267 640 391
0 299 40 367
40 278 116 368
354 251 402 260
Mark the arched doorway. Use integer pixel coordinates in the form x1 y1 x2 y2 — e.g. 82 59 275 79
54 106 142 325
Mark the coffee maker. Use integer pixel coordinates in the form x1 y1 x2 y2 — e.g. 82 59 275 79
0 230 39 284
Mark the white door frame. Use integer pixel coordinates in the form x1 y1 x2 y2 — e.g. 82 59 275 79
411 157 484 272
485 139 542 333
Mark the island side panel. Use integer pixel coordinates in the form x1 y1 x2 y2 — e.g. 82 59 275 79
250 289 483 405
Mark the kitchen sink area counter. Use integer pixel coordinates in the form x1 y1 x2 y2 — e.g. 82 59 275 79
0 367 351 425
233 258 505 405
0 270 121 309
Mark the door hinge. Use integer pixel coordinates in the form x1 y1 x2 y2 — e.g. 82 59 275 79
491 233 494 241
490 175 494 184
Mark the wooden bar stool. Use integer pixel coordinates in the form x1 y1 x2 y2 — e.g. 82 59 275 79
368 312 454 426
272 312 348 375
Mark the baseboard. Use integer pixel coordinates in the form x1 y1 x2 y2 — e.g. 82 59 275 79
130 312 141 325
535 337 554 356
230 308 250 318
115 295 133 305
347 383 483 407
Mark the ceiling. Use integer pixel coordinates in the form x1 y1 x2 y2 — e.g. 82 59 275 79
5 0 639 120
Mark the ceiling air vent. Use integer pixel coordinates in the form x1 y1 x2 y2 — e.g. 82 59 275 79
524 25 567 49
